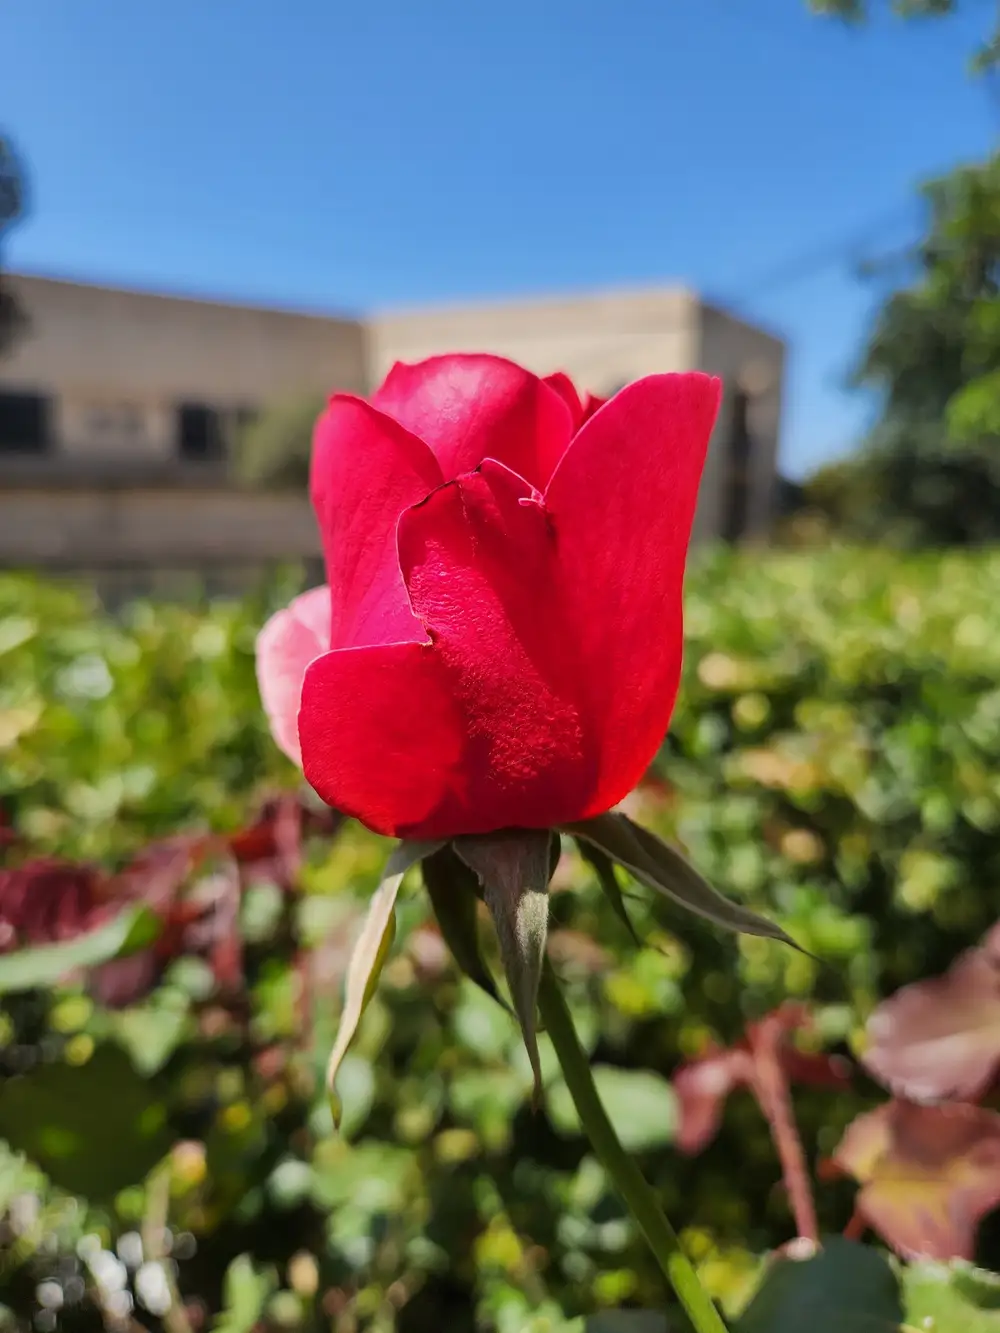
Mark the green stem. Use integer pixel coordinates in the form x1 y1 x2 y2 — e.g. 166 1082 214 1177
538 963 729 1333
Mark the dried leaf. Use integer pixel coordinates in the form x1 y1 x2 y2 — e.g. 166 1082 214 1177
832 1099 1000 1260
421 845 506 1009
864 923 1000 1103
326 839 441 1125
455 829 554 1105
565 812 796 946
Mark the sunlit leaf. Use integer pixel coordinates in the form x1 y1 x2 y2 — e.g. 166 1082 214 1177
109 987 191 1076
214 1254 277 1333
547 1066 677 1152
864 922 1000 1102
831 1100 1000 1260
0 904 160 995
325 838 441 1126
904 1261 1000 1331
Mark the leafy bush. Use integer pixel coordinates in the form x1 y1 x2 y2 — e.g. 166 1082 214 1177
2 546 1000 1330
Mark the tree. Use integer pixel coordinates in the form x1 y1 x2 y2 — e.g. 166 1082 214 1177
804 153 1000 544
233 391 327 490
807 0 999 69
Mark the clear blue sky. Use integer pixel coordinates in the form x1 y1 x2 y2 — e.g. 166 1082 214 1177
3 0 996 477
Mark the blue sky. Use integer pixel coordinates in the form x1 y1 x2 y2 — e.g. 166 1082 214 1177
3 0 996 477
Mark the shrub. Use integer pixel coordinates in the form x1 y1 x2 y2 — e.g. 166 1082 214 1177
2 547 1000 1329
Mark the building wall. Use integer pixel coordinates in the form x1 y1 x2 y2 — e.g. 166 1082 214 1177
692 304 785 543
0 274 367 464
373 287 785 542
0 484 319 567
370 287 700 399
0 275 786 590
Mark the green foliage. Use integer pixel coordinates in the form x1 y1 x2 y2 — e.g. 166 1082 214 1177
807 0 998 70
803 153 1000 544
3 546 1000 1327
234 393 327 491
735 1238 902 1332
904 1262 1000 1330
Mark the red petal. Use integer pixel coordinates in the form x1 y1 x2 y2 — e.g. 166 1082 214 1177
300 374 719 836
373 355 574 489
255 586 332 765
543 373 721 817
300 462 592 838
310 396 442 649
543 372 585 428
300 641 466 837
581 391 608 423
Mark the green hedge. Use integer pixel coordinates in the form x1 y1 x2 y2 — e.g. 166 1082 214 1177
2 546 1000 1330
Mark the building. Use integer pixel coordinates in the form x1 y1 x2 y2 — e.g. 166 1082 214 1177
0 271 785 600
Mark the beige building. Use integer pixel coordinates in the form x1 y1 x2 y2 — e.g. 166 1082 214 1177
0 271 784 599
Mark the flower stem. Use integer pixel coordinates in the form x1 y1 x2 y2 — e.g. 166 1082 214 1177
537 963 729 1333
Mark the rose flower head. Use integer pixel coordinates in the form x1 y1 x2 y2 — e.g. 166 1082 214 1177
256 354 792 1111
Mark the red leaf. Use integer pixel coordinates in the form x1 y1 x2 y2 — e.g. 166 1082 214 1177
674 1045 755 1154
863 922 1000 1103
832 1099 1000 1260
0 859 112 949
229 793 341 892
673 1005 852 1155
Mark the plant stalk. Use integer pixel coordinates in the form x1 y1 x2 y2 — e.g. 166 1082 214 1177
538 963 729 1333
748 1016 819 1245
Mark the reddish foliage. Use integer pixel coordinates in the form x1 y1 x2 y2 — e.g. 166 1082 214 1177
674 1004 852 1155
863 920 1000 1104
4 791 339 1005
229 792 342 892
830 1099 1000 1260
0 859 112 952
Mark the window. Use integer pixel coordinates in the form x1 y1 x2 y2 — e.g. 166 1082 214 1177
177 403 225 462
721 389 753 543
0 390 50 454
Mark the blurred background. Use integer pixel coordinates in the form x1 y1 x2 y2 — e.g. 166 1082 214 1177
1 1 999 1330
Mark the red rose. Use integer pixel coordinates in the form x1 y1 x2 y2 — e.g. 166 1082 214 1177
255 355 720 840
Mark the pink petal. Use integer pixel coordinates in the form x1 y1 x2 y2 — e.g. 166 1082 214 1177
256 586 332 765
310 395 442 650
372 354 574 489
542 373 721 817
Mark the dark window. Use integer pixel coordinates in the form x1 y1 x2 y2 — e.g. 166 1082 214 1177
0 390 50 454
177 403 225 462
721 390 753 543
